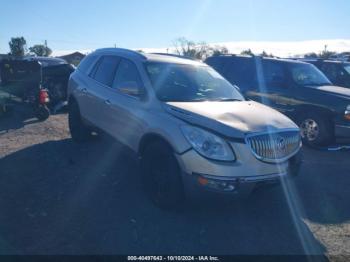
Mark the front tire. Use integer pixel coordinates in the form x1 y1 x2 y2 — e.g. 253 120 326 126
68 100 92 143
141 141 185 209
298 113 334 146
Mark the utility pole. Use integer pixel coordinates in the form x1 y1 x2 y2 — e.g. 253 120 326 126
44 40 48 56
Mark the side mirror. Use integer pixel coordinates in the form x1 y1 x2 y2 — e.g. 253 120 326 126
118 81 143 97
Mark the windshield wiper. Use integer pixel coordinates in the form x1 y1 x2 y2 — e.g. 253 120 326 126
305 83 332 87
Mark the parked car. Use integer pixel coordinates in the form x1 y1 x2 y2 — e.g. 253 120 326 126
0 59 50 120
205 55 350 146
23 57 75 108
328 53 350 62
68 48 302 208
299 59 350 89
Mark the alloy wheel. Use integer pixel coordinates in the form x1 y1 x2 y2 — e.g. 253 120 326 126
300 118 319 142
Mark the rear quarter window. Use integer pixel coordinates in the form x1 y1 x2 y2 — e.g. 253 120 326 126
92 56 120 86
261 60 287 85
77 55 98 75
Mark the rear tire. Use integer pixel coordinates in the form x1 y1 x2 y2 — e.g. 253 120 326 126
35 105 50 121
68 100 92 143
298 113 334 146
141 141 185 210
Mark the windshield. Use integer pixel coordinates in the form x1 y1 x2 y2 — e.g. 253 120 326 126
145 62 244 102
288 63 332 86
344 64 350 74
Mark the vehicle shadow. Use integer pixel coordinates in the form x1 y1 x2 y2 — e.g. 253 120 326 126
0 136 330 257
0 104 41 133
295 147 350 225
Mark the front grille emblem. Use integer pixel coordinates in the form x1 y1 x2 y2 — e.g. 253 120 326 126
277 137 286 151
245 130 300 163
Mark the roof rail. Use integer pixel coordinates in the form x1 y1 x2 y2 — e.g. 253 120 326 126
151 53 197 61
95 48 147 59
213 54 237 57
297 58 337 62
212 54 257 58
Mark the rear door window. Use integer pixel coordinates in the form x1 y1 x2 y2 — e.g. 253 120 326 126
221 58 256 90
78 55 98 75
92 56 120 86
262 60 287 87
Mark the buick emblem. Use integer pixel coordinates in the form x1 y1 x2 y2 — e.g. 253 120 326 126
277 137 286 151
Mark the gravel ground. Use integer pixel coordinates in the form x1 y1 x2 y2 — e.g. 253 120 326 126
0 107 349 259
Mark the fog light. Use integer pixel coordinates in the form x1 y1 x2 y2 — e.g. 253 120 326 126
198 177 209 186
196 174 237 192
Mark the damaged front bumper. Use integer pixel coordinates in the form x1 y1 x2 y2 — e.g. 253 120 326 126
177 145 302 197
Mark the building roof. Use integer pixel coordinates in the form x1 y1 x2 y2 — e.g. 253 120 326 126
57 52 85 60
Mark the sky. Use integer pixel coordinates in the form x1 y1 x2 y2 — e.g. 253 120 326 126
1 0 350 56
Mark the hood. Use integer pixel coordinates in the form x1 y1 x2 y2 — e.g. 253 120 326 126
164 101 298 139
310 85 350 98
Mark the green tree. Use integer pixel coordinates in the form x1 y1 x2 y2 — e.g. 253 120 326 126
211 45 229 56
173 37 197 58
29 44 52 57
173 37 214 60
304 52 318 58
317 45 336 59
260 50 274 57
319 50 336 59
240 49 254 56
9 37 27 57
173 38 229 60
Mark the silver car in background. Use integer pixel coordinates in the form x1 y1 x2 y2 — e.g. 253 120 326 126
68 48 302 209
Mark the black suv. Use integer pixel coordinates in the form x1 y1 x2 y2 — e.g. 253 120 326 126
23 57 75 107
299 59 350 89
205 55 350 146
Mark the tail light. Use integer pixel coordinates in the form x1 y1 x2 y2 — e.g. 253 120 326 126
39 89 50 104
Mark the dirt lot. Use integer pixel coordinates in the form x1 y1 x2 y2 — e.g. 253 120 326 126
0 107 349 257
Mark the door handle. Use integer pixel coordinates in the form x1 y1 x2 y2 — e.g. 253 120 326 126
104 99 111 105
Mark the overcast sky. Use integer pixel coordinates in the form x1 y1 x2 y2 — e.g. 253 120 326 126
1 0 350 56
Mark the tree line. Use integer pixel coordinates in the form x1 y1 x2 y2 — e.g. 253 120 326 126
5 36 346 60
171 38 276 59
8 37 52 57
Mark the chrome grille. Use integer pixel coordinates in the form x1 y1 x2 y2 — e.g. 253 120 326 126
245 130 301 162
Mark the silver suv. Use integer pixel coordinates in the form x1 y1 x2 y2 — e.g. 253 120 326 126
68 48 302 208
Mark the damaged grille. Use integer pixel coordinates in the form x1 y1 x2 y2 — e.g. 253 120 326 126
245 130 301 163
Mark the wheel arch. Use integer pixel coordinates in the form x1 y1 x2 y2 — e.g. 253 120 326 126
138 133 177 158
293 104 336 123
68 95 78 106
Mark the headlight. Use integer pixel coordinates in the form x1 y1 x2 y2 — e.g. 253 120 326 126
181 125 235 161
345 105 350 120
